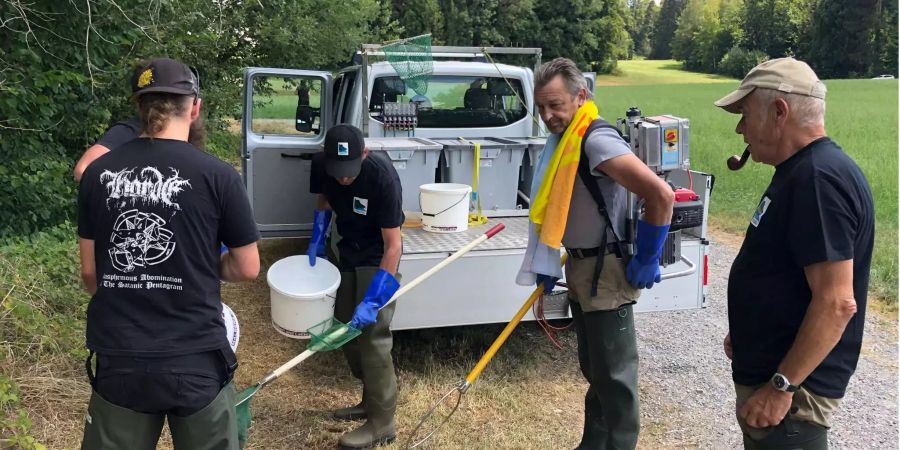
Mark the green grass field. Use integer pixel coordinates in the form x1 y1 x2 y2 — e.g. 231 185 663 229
597 59 736 86
252 76 323 120
595 60 898 302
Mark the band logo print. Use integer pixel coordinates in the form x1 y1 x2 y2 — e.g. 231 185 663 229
108 209 176 273
101 167 191 211
98 166 191 291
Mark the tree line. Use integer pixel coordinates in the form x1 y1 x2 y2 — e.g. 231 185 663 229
1 0 896 237
639 0 898 79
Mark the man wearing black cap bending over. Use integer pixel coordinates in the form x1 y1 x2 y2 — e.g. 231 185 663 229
307 124 404 449
74 62 208 183
78 57 260 449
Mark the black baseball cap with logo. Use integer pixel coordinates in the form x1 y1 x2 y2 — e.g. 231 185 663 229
323 125 366 178
131 58 200 98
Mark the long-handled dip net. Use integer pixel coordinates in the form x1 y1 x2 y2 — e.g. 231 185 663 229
235 223 506 447
403 255 568 449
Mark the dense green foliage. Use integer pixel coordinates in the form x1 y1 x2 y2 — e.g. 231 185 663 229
0 0 395 237
0 373 45 450
644 0 898 78
649 0 686 59
625 0 659 58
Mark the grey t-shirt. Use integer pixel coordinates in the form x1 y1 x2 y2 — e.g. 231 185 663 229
562 124 631 249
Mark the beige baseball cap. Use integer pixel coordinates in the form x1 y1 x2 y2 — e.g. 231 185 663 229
714 57 826 113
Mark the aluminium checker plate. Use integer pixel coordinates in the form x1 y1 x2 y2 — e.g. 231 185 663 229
402 216 530 254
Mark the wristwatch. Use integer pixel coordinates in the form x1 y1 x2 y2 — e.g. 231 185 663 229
771 373 799 392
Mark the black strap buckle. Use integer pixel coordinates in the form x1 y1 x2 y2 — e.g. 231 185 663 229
85 350 96 386
218 347 239 385
566 247 601 259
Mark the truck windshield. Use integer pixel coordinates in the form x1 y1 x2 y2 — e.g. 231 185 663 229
369 75 527 128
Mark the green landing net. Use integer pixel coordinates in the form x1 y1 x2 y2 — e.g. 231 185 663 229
383 34 433 96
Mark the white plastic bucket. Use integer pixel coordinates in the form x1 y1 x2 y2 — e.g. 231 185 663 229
221 303 240 352
267 255 341 339
419 183 471 233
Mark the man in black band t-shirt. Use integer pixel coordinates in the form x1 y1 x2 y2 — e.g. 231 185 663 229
308 124 404 449
715 58 875 449
77 57 260 449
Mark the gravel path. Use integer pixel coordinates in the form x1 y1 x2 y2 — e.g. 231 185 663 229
635 236 898 449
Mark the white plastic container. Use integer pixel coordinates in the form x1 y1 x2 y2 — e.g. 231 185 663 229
419 183 471 233
267 255 341 339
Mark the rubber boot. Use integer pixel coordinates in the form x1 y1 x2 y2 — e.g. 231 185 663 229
571 301 640 450
333 398 367 421
575 387 608 450
338 383 396 449
338 267 398 449
334 269 367 423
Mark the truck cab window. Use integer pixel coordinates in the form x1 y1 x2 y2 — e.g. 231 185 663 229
368 75 527 128
251 75 324 136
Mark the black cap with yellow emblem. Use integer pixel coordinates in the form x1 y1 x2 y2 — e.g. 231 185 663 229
131 58 200 98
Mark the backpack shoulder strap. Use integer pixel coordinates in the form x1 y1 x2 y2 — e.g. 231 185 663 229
577 119 627 242
577 118 621 214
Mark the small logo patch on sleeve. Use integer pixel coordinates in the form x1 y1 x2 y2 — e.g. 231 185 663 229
750 196 771 227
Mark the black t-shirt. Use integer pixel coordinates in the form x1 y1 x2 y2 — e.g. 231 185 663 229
78 138 259 356
96 117 142 150
728 137 874 398
310 151 404 268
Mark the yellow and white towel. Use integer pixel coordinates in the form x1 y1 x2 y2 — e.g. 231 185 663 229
517 100 600 285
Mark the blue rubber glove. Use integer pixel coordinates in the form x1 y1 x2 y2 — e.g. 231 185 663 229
306 209 332 266
626 220 670 289
350 269 400 329
536 274 559 295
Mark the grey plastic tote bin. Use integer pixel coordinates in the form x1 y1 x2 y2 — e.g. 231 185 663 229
434 137 527 211
510 137 547 201
365 137 443 212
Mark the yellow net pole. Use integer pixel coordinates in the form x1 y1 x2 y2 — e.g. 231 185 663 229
464 254 567 385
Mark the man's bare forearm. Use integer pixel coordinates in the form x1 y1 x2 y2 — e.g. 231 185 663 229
379 243 402 275
642 181 675 225
778 293 856 384
778 260 857 384
220 250 260 282
81 273 98 295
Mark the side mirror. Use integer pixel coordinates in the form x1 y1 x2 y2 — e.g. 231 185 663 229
296 105 314 133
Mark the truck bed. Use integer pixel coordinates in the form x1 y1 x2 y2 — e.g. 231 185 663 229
402 216 529 254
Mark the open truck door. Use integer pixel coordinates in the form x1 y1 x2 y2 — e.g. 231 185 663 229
242 69 333 238
583 72 596 94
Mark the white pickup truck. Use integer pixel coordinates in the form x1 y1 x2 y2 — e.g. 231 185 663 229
241 45 713 330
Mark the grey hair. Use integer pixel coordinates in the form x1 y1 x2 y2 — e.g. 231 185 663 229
534 57 593 100
752 88 826 127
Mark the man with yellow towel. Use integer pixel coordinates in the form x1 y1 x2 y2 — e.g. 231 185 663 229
517 57 674 449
